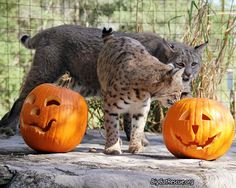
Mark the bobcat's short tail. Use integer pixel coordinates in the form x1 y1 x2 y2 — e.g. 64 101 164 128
102 27 113 43
20 35 36 49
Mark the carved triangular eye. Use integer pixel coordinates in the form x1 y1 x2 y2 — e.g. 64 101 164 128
202 114 211 120
179 110 190 120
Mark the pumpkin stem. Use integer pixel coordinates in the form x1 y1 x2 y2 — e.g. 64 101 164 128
55 71 73 88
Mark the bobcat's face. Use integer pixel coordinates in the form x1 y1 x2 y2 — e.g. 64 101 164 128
173 49 201 82
153 68 185 108
168 42 208 82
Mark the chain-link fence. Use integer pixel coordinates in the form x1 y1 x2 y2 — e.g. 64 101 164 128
0 0 235 130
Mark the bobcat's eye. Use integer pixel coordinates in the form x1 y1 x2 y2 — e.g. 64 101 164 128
177 62 185 67
192 62 198 66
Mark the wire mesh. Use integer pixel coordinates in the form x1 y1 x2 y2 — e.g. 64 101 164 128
0 0 235 125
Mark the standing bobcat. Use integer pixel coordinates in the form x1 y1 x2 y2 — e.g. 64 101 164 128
0 25 207 134
97 28 185 154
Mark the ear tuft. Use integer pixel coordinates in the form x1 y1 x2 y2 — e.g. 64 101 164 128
102 27 113 38
194 41 208 54
102 27 114 43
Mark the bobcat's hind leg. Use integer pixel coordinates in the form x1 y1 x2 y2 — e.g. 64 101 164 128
123 113 131 141
123 113 150 146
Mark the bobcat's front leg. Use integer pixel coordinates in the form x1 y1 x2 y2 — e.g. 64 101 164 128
129 98 151 153
103 99 122 155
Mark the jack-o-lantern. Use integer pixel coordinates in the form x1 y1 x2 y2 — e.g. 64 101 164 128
20 83 88 152
163 98 235 160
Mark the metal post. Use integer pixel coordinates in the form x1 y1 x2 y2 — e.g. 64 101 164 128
230 90 236 119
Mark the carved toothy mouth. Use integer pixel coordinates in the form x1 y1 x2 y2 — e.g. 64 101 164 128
175 133 221 149
28 119 56 132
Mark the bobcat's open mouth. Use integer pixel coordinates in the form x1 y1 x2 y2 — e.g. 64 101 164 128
175 133 220 149
181 92 190 98
167 99 176 105
182 74 190 82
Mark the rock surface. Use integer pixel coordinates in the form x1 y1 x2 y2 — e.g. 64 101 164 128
0 130 235 188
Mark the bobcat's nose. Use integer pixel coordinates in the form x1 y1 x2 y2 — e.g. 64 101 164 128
182 68 192 81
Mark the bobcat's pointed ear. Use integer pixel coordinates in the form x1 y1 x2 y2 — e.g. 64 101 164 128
173 68 185 80
162 38 177 58
102 27 114 43
194 41 208 55
163 38 175 52
165 67 184 82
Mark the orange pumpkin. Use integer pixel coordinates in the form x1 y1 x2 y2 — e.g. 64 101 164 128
163 98 235 160
20 83 88 152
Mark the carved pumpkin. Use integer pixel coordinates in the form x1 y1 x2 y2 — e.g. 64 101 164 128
20 83 88 152
163 98 235 160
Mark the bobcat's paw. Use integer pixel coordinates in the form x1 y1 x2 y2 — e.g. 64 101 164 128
128 144 143 154
0 127 15 138
141 135 150 147
104 148 122 155
104 139 122 155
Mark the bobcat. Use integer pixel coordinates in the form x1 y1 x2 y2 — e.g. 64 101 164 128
97 28 185 154
0 25 207 135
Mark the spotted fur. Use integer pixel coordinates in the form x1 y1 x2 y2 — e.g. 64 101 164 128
97 28 186 154
0 25 207 135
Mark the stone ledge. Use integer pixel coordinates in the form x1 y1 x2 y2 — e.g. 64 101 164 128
0 130 235 188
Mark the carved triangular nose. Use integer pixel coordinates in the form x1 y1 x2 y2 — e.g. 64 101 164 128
192 125 199 134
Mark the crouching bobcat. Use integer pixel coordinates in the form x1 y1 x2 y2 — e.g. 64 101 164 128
97 28 186 154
